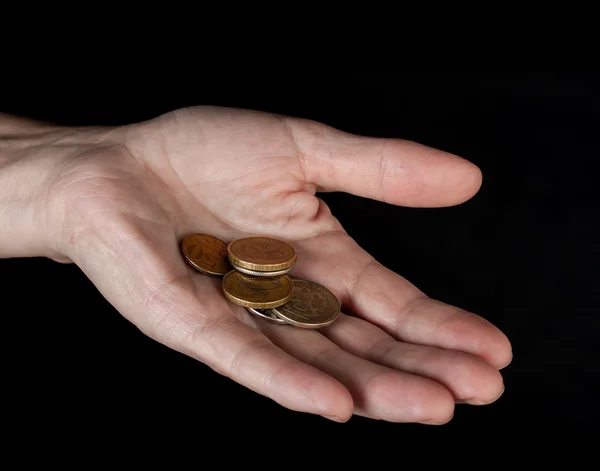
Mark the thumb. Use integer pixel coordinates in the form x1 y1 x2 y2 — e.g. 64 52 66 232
288 118 483 207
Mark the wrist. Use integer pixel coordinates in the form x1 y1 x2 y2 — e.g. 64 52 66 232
0 114 115 261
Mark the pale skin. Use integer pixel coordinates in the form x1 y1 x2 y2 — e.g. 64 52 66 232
0 106 511 423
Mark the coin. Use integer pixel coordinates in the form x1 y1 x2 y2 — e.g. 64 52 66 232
181 233 231 276
246 307 288 324
270 279 340 329
222 270 294 309
228 236 296 273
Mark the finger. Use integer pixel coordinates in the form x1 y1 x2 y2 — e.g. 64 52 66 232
258 318 455 424
294 232 512 369
179 289 354 422
322 313 505 405
286 117 482 207
70 224 353 422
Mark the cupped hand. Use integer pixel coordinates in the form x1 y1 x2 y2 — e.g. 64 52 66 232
34 106 511 423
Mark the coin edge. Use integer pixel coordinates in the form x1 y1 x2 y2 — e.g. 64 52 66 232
246 307 289 325
232 265 291 277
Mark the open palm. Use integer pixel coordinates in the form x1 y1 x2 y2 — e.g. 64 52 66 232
47 106 511 423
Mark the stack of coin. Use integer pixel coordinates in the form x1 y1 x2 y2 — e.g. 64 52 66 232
180 234 340 329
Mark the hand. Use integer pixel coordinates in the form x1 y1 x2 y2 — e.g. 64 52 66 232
0 107 511 423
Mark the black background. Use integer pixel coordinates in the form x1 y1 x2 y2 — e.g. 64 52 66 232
2 72 598 437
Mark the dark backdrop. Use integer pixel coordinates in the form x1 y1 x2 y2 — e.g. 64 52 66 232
2 72 598 436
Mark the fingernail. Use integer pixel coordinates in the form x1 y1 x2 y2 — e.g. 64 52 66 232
458 386 505 406
323 415 346 423
423 414 453 425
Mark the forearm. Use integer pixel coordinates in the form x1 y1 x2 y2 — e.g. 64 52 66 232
0 113 79 260
0 151 56 259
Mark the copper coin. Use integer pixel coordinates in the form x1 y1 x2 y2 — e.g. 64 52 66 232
228 236 296 272
246 308 288 325
270 279 340 329
222 270 294 309
181 233 231 276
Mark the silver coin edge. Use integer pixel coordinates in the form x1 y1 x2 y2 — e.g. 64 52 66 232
246 307 289 324
233 265 291 276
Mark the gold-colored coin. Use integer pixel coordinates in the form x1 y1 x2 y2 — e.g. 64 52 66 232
246 307 288 325
222 270 294 309
181 233 231 276
271 279 340 329
228 236 296 273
